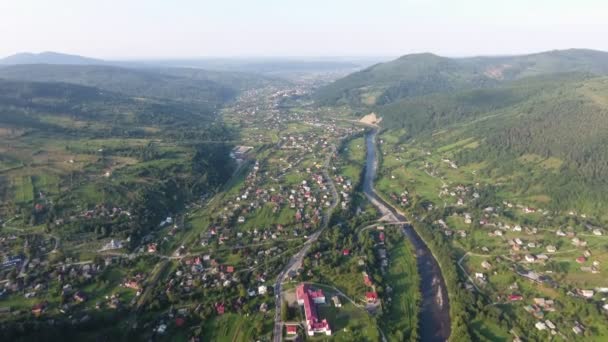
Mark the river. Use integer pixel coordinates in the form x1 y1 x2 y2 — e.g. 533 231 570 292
364 129 451 342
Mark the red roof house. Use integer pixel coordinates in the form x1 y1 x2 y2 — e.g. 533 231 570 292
366 292 378 303
147 243 158 253
342 249 350 256
215 302 225 315
175 317 186 327
296 284 331 336
31 302 46 316
286 325 298 335
508 294 523 301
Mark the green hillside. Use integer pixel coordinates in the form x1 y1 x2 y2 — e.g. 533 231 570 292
0 77 235 246
316 49 608 107
379 74 608 215
317 49 608 216
0 79 217 129
0 64 237 105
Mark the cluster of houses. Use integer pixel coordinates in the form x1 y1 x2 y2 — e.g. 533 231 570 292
161 252 277 316
1 257 121 317
78 204 131 221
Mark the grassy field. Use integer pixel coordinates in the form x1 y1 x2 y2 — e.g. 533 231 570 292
383 237 420 341
13 175 34 203
201 313 273 341
311 301 380 342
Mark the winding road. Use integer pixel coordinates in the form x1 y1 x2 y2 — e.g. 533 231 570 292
272 144 339 342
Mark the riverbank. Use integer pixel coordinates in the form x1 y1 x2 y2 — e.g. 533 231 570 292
363 129 451 342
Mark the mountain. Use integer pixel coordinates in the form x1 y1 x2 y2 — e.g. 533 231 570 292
0 78 217 130
0 64 237 105
316 49 608 214
0 51 106 65
135 58 365 76
316 49 608 107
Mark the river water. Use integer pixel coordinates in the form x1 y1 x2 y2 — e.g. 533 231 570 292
363 129 451 342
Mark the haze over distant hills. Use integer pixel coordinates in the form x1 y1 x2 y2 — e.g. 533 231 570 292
0 51 378 76
0 51 106 66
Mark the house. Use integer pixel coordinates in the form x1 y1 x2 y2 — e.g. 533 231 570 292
535 322 547 331
525 254 536 263
508 294 523 301
366 292 378 303
124 280 141 290
31 302 46 316
226 266 235 273
481 261 492 269
576 256 587 264
332 295 342 308
73 291 87 303
286 325 298 335
579 289 594 298
545 320 556 330
147 243 158 253
342 249 350 256
296 284 331 336
546 245 556 253
215 302 225 315
174 317 186 327
258 285 267 295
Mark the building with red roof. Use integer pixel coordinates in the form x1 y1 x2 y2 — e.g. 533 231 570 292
508 294 523 301
296 284 331 336
175 317 185 327
366 292 378 303
215 302 225 315
286 325 298 335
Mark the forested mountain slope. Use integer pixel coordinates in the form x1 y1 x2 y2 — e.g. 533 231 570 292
316 49 608 107
318 49 608 214
0 64 237 105
0 79 217 129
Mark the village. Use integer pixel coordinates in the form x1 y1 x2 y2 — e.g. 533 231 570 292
0 81 395 341
374 127 608 340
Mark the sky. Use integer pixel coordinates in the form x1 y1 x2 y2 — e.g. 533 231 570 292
1 0 608 59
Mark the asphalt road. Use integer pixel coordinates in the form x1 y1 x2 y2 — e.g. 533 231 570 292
272 144 338 342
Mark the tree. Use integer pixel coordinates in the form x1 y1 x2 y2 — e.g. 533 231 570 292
281 300 288 322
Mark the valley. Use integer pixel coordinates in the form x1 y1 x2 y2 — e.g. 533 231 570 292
2 49 608 342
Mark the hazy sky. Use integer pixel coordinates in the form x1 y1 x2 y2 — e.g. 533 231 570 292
1 0 607 59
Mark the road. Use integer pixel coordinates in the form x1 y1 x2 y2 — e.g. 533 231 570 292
272 144 339 342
